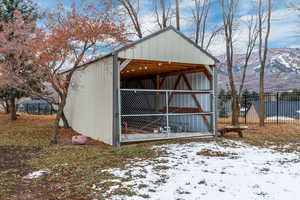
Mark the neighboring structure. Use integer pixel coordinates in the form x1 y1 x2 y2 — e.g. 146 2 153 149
17 99 55 115
63 26 219 146
246 101 300 121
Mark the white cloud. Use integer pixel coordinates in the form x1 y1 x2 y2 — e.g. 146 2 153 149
207 7 300 56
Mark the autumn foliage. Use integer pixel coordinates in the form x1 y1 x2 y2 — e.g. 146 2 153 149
0 1 128 143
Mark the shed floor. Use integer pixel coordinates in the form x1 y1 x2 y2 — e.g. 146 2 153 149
121 132 213 143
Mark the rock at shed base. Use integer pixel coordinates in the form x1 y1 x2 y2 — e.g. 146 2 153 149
72 135 88 145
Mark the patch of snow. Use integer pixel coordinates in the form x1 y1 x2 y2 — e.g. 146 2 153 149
277 55 293 69
97 140 300 200
240 107 247 112
265 116 295 121
277 55 300 70
254 65 261 70
23 169 50 179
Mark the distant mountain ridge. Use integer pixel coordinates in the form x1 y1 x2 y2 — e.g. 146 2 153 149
217 48 300 92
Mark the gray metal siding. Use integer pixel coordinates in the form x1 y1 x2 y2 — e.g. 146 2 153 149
118 29 215 65
64 56 114 145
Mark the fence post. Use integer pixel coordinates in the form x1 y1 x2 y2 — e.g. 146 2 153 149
244 95 247 124
276 92 279 125
38 103 40 115
166 91 169 134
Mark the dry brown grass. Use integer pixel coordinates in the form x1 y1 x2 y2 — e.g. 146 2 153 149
0 112 299 199
217 122 300 152
0 113 161 200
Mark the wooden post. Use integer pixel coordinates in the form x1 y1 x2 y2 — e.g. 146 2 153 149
156 74 160 90
155 75 160 113
182 74 211 132
168 75 182 105
137 80 152 108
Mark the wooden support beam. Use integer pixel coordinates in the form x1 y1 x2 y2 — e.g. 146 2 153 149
159 76 166 89
155 75 161 112
168 75 182 105
137 80 152 109
204 65 213 77
182 74 211 131
119 58 206 67
121 65 207 80
151 77 156 88
156 74 160 89
120 59 132 71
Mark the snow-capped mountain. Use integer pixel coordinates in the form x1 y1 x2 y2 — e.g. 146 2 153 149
217 48 300 92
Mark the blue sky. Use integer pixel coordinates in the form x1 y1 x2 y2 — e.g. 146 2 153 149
35 0 300 55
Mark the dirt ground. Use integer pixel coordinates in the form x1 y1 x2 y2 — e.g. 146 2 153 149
0 113 299 200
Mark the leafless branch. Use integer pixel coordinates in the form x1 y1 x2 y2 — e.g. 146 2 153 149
118 0 143 38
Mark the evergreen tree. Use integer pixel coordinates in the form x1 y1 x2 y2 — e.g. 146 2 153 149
280 90 300 101
0 0 38 23
241 89 251 108
0 86 26 119
218 89 230 118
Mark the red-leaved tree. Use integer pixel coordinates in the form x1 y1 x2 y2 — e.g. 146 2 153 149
0 10 45 119
1 2 128 144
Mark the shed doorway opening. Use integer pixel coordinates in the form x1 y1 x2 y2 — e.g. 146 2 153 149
119 59 216 143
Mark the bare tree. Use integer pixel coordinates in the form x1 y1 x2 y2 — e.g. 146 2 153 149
118 0 143 38
192 0 223 50
238 15 259 96
192 0 210 46
287 1 299 36
152 0 172 29
175 0 180 30
288 1 300 12
220 0 239 125
220 0 259 126
257 0 272 127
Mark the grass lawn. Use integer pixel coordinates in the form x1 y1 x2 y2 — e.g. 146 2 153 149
0 113 299 199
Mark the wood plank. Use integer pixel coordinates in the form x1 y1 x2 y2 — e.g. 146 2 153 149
119 58 206 67
182 74 211 131
120 58 209 80
155 75 160 112
159 76 166 89
120 59 132 71
168 75 182 105
121 67 206 80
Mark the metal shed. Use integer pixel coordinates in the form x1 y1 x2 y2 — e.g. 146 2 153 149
63 26 218 146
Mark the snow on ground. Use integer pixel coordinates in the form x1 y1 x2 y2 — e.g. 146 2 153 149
23 169 50 179
94 140 300 200
265 116 295 121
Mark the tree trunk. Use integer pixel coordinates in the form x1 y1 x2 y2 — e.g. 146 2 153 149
61 111 70 128
175 0 180 31
50 97 66 144
5 100 9 114
9 97 17 120
259 69 265 127
160 0 167 28
231 93 240 126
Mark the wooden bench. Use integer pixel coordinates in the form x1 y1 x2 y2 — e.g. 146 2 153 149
218 125 248 138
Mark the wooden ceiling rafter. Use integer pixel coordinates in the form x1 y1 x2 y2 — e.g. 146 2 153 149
119 58 212 80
